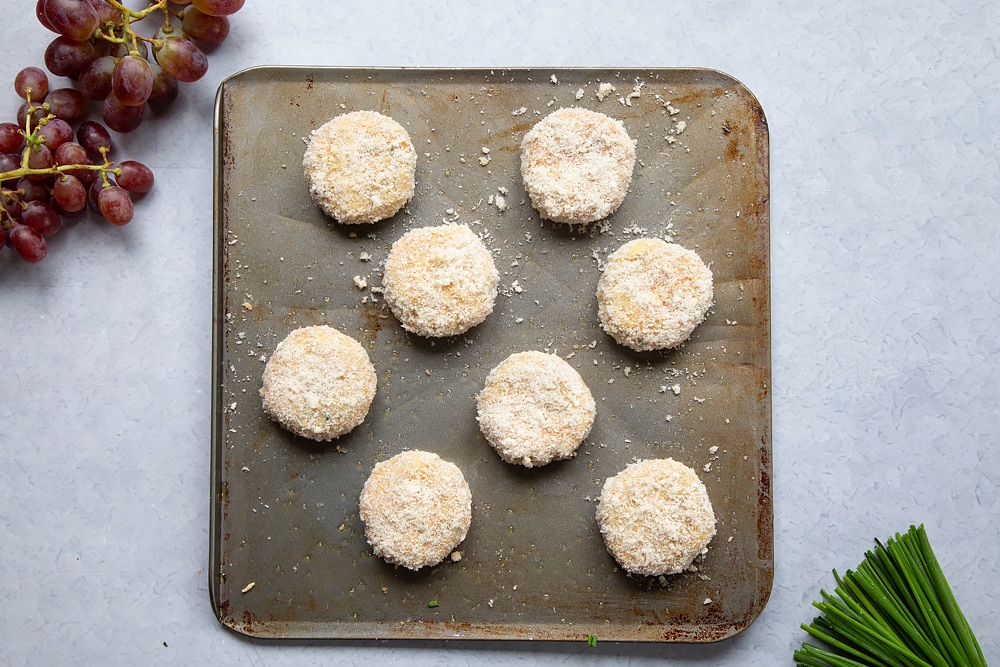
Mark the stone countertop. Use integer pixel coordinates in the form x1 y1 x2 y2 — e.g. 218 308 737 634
1 1 997 665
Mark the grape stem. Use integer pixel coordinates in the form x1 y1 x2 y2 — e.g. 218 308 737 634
96 0 172 54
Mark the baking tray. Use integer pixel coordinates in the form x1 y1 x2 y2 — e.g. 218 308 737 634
210 66 771 642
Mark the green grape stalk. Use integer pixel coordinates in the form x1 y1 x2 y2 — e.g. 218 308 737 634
1 0 245 263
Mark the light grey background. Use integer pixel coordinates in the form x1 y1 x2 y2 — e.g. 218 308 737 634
1 1 997 665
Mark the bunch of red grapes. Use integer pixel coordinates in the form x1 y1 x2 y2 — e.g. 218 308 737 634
1 0 245 263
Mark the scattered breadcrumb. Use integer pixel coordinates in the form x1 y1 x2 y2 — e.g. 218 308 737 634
241 582 255 594
596 82 616 101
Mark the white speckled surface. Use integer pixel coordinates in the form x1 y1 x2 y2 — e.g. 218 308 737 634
1 1 998 665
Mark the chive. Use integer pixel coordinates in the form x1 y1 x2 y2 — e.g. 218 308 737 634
795 526 985 667
427 600 439 608
586 634 598 647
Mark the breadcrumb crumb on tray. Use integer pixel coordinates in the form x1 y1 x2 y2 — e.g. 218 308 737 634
211 67 771 643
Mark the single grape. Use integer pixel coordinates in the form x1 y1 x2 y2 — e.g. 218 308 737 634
44 0 99 42
52 174 87 213
9 224 48 262
86 0 123 29
1 190 23 218
16 102 47 129
17 177 52 203
147 62 179 111
0 227 6 251
117 160 154 193
38 117 74 151
77 120 113 158
22 200 63 236
102 93 147 133
111 54 154 106
43 36 96 79
0 152 21 174
15 67 50 100
36 0 56 32
98 185 133 225
43 88 87 122
87 178 106 213
154 36 208 83
0 123 24 154
191 0 245 17
54 141 90 171
182 7 230 45
27 144 55 180
77 55 116 100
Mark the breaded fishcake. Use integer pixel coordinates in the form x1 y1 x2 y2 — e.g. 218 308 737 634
302 110 416 224
597 238 713 351
260 325 376 441
359 450 472 570
520 107 636 224
382 224 499 338
476 351 596 467
596 458 716 577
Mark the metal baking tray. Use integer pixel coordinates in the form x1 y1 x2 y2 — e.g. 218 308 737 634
210 66 771 642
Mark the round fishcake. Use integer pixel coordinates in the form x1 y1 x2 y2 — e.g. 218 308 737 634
476 351 596 468
520 107 636 225
359 450 472 570
597 238 713 351
382 224 499 338
260 325 376 441
302 110 416 224
596 458 717 577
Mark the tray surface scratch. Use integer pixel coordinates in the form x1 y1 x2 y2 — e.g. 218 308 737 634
210 66 772 642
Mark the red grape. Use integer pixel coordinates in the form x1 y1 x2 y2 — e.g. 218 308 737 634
17 177 52 203
54 141 90 171
116 160 154 193
0 227 6 251
0 123 23 153
22 200 63 236
86 0 123 29
17 102 46 129
36 0 56 32
38 117 74 151
0 153 21 174
1 190 23 218
9 224 48 262
147 62 179 111
87 178 106 213
27 143 55 178
112 55 153 106
77 55 116 100
15 67 50 100
102 93 147 133
44 0 99 42
52 173 87 212
192 0 245 17
43 88 87 122
98 185 133 225
43 36 95 79
77 120 113 158
182 7 230 45
154 36 208 82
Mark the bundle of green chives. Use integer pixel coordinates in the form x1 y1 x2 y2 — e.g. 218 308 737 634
794 524 986 667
